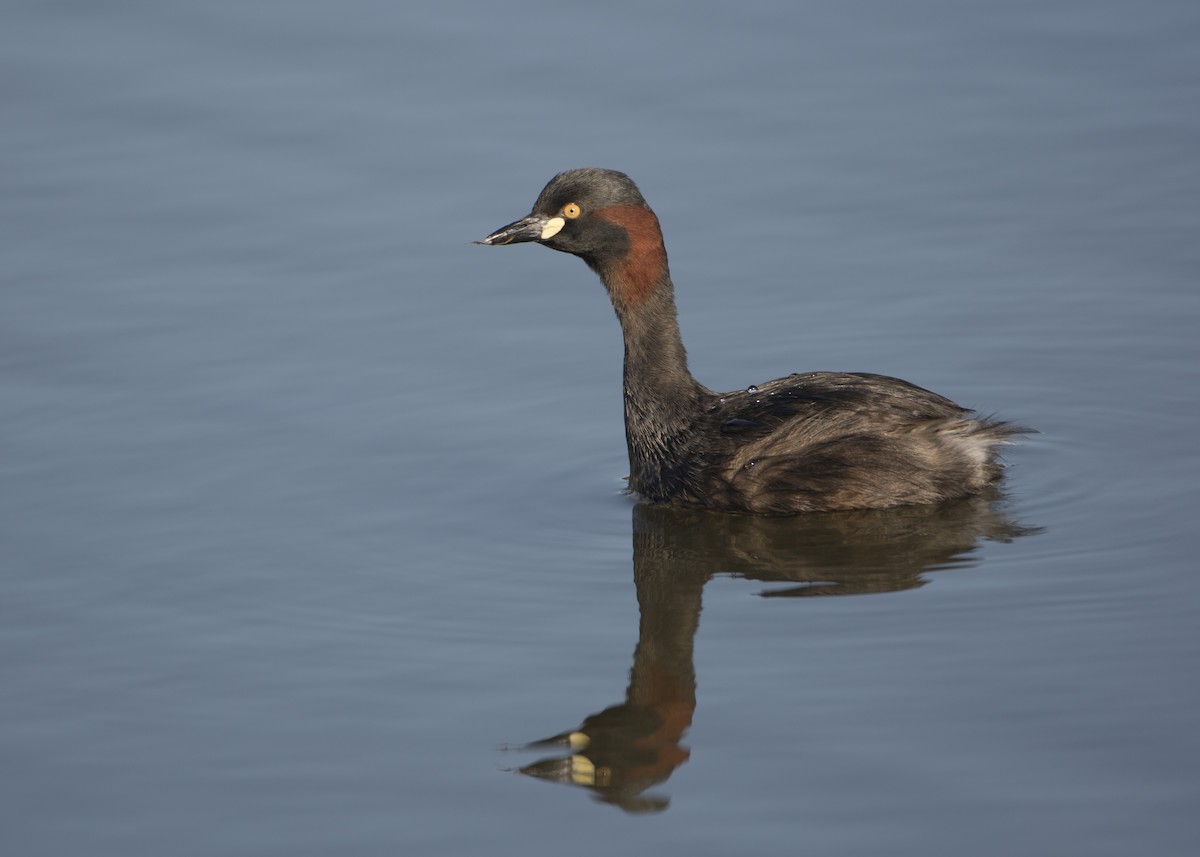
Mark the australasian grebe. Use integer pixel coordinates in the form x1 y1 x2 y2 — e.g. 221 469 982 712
481 168 1025 514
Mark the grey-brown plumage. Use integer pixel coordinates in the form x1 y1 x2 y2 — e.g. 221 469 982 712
482 168 1026 514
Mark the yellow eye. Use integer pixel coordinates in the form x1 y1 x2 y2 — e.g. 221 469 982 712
563 202 581 219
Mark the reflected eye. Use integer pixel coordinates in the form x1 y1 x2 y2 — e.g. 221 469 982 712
563 202 581 219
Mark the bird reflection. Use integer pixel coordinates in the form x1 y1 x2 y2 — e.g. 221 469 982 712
511 492 1039 812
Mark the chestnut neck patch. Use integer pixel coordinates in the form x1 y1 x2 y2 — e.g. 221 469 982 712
594 204 668 308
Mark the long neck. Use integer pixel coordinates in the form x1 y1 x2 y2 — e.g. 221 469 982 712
592 258 707 494
616 274 703 419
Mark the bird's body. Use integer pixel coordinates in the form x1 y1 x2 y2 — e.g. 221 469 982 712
481 168 1024 515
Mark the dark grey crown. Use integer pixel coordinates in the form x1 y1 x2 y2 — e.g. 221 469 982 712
532 168 649 214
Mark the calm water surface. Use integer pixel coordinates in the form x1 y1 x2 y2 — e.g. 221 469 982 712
3 2 1198 855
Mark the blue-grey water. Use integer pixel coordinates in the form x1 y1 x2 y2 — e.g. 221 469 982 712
3 2 1198 855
